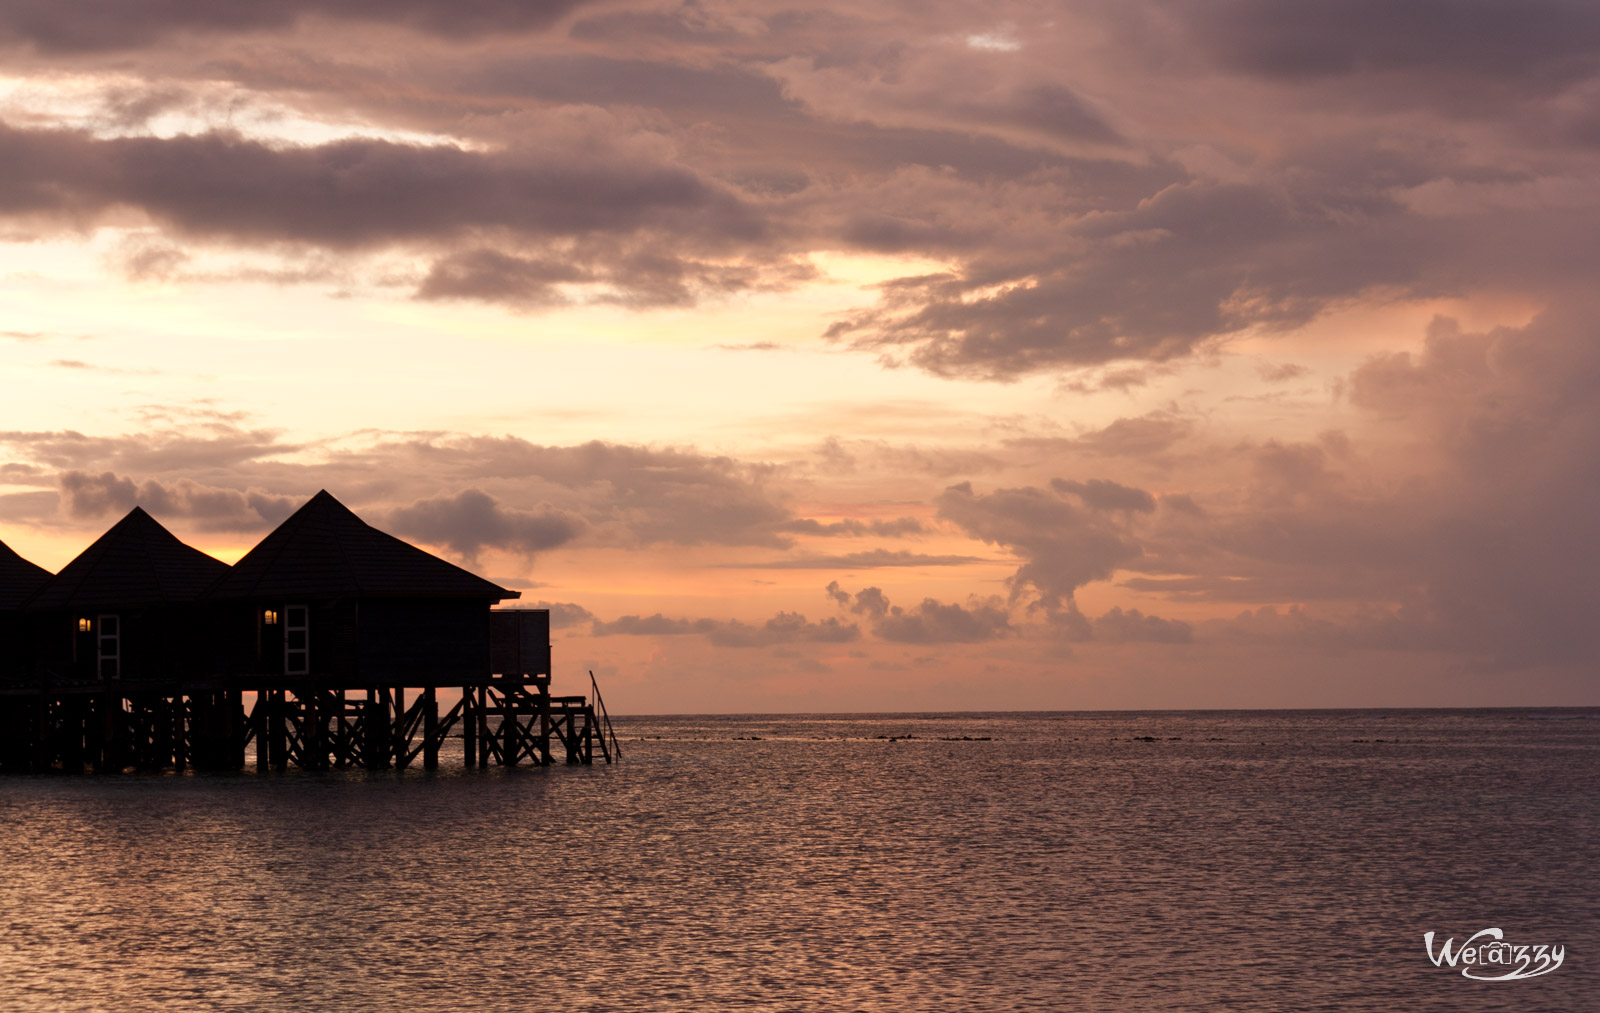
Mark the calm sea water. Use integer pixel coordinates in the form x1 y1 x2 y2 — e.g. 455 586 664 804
0 709 1595 1012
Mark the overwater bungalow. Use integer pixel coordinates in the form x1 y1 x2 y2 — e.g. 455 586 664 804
26 507 228 685
205 489 524 685
0 492 613 773
0 539 50 685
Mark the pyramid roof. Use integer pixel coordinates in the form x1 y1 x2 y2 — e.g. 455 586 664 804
0 538 52 610
28 508 230 610
205 490 518 602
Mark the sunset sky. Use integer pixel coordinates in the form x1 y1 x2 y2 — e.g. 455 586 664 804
1 1 1596 712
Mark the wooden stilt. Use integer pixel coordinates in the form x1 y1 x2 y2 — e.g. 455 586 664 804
252 693 268 770
268 690 286 771
501 686 519 766
422 688 438 770
173 696 187 771
538 681 552 766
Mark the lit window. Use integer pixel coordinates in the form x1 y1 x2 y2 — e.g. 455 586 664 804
78 618 91 633
264 609 279 626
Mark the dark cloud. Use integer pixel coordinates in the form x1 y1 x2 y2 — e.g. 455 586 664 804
591 613 713 637
415 249 589 306
705 612 859 648
0 0 1592 386
0 462 44 483
1075 299 1600 668
826 178 1437 378
834 583 890 619
387 488 587 559
1090 606 1193 644
377 436 795 548
590 609 859 647
875 597 1014 644
826 582 1013 643
0 1 586 53
2 428 802 551
1258 362 1310 383
0 124 758 247
1050 478 1157 514
724 549 982 570
1003 83 1123 145
58 470 297 531
1075 414 1194 457
518 601 596 629
0 426 291 473
1186 0 1600 93
466 54 797 120
1005 414 1195 463
937 480 1147 612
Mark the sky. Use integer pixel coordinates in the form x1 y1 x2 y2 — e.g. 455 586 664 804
1 1 1597 712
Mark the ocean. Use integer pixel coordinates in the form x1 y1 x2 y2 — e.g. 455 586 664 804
0 709 1594 1011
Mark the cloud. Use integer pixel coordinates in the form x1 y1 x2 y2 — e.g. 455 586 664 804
1050 478 1157 513
415 249 590 306
723 549 984 570
1090 606 1193 644
825 178 1433 378
0 123 757 248
366 436 797 549
874 597 1014 644
937 480 1148 612
0 1 587 52
387 488 587 559
1 427 806 551
0 0 1594 390
590 613 712 637
705 612 859 648
1 425 292 474
58 470 297 530
0 121 778 307
1258 361 1310 383
1182 0 1600 97
518 601 596 628
826 583 1014 643
1074 414 1194 457
590 609 859 647
773 516 925 537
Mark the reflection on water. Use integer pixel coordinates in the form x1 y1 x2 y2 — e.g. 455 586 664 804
0 710 1595 1011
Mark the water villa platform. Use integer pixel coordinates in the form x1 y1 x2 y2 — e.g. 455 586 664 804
0 492 620 774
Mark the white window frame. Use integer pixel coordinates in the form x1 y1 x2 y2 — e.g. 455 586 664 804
285 604 310 675
97 613 121 680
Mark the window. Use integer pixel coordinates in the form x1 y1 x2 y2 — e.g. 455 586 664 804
98 614 120 680
263 609 279 626
284 605 309 675
78 617 92 633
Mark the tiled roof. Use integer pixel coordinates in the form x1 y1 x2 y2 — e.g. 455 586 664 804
0 538 51 610
205 490 518 601
28 508 230 610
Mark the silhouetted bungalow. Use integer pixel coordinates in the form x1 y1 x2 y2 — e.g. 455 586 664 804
0 539 51 683
26 508 229 684
205 490 522 685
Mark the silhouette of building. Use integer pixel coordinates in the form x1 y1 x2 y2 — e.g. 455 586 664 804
0 539 50 684
26 507 228 685
0 491 614 773
205 490 521 684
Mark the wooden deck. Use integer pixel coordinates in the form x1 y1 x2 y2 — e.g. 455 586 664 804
0 674 620 774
